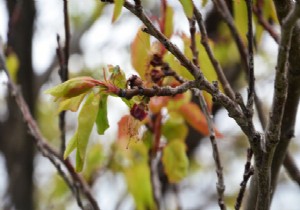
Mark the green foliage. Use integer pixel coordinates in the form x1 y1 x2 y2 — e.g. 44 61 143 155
233 0 248 43
112 0 124 23
178 0 194 19
6 52 19 83
162 117 188 142
162 140 189 183
64 93 100 171
131 28 151 80
95 94 109 135
164 5 174 39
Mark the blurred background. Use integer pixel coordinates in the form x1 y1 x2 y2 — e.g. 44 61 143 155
0 0 300 209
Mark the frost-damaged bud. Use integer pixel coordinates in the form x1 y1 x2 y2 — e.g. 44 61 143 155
130 103 148 121
45 77 102 101
127 75 143 89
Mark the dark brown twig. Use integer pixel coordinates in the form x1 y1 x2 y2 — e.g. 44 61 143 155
235 148 254 210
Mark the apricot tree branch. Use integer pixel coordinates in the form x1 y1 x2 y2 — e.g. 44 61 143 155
256 3 300 210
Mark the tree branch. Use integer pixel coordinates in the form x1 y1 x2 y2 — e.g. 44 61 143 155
256 2 300 210
194 89 226 210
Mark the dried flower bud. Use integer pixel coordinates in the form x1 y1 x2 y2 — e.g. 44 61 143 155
130 103 148 121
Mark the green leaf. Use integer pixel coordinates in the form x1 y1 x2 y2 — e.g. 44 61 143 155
95 94 109 134
58 93 86 112
64 93 100 171
124 164 155 210
64 131 78 159
6 52 19 83
83 144 105 181
162 140 189 183
123 143 155 210
109 65 126 89
162 117 188 142
163 52 194 80
131 28 151 80
233 0 248 43
164 5 174 38
112 0 124 23
179 0 194 18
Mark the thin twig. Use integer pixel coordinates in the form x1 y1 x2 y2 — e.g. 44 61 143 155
193 5 236 100
189 17 199 67
253 0 280 44
59 0 70 155
284 152 300 186
245 0 255 110
235 148 254 210
194 88 226 210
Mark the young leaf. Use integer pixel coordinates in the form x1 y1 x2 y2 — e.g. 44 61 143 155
164 5 174 39
131 28 150 80
76 93 100 171
179 102 222 138
112 0 124 23
64 131 78 159
63 93 100 171
233 0 248 43
109 65 126 88
58 93 86 112
95 94 109 134
162 140 189 183
123 143 155 210
45 77 100 101
162 117 188 142
117 115 141 143
149 96 169 114
6 52 19 83
178 0 194 19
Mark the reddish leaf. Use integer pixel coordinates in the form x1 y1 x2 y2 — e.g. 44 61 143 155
149 96 169 114
178 102 222 138
117 115 141 142
45 77 101 101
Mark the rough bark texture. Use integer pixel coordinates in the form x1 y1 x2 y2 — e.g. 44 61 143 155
0 1 36 210
246 1 300 209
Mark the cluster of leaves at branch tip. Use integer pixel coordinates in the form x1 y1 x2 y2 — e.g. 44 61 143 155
45 0 224 199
